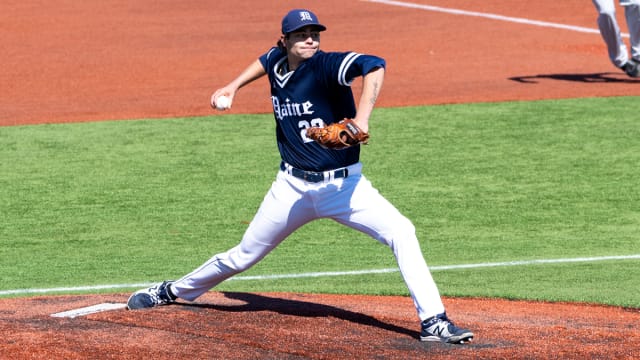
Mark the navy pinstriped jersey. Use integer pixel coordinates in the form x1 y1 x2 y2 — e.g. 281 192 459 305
258 47 386 172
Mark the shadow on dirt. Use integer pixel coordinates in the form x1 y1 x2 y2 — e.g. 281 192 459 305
176 291 419 339
509 72 639 83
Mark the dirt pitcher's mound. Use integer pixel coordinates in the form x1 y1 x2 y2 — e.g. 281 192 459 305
1 292 639 359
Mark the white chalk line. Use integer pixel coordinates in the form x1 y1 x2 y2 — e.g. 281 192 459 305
364 0 630 38
51 303 127 318
3 254 639 297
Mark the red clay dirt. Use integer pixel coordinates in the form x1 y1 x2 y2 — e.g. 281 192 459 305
2 0 640 359
2 292 640 359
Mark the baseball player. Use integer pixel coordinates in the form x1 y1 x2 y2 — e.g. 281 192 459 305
592 0 640 77
127 8 474 344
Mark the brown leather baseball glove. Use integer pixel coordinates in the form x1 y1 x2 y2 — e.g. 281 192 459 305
306 119 369 150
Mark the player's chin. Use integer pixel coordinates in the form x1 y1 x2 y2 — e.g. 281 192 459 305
299 48 318 57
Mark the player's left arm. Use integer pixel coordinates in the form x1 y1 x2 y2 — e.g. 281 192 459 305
353 66 384 133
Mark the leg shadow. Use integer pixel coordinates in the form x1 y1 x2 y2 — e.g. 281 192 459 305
509 72 638 83
176 291 418 339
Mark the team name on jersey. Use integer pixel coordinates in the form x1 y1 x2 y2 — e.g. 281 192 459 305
271 96 314 121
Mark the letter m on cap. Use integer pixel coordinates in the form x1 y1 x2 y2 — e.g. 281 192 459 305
299 11 313 21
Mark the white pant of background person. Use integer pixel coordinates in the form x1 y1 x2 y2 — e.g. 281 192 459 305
170 162 446 321
592 0 640 66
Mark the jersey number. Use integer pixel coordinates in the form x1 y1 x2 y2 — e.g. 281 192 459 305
299 118 324 143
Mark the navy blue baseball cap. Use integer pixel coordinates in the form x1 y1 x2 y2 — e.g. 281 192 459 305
281 9 326 34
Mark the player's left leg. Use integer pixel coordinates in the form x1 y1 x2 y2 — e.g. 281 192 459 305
321 169 474 343
594 0 630 67
317 168 444 321
622 0 640 60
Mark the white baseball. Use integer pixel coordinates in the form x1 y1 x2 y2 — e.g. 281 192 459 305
215 95 231 111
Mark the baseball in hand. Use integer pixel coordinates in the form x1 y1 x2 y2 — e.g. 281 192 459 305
215 95 231 111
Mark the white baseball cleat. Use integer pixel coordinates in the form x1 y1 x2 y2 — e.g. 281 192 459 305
420 312 474 344
127 281 176 310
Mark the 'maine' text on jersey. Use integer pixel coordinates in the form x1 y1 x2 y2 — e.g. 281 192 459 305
272 96 314 121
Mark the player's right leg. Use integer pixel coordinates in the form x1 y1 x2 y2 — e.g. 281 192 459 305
127 170 315 309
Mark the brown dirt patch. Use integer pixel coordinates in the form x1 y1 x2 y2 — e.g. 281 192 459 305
2 292 639 359
2 0 640 358
2 0 639 126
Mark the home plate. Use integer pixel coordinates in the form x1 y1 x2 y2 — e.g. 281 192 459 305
51 303 127 318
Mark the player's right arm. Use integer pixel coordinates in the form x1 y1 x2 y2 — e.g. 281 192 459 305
211 59 267 109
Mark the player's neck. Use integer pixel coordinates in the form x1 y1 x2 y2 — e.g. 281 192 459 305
287 53 313 71
287 58 303 71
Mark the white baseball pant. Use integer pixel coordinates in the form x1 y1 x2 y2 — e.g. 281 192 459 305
170 162 446 320
593 0 640 66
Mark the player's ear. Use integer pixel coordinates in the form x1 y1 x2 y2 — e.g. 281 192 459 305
277 35 286 51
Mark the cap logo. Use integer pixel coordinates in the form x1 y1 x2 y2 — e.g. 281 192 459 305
299 11 313 22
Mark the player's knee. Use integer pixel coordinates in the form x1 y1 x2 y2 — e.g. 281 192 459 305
401 218 416 235
623 3 640 14
382 216 416 245
597 6 616 16
230 250 262 272
216 245 261 273
620 0 640 7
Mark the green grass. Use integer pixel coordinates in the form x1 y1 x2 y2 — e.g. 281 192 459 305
1 96 639 308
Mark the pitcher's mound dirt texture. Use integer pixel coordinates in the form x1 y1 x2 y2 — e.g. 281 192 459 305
2 1 640 359
2 292 640 359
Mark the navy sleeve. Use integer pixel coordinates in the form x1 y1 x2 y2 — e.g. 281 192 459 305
259 47 284 71
339 52 386 86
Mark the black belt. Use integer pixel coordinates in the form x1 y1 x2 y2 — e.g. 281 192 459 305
280 162 349 183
